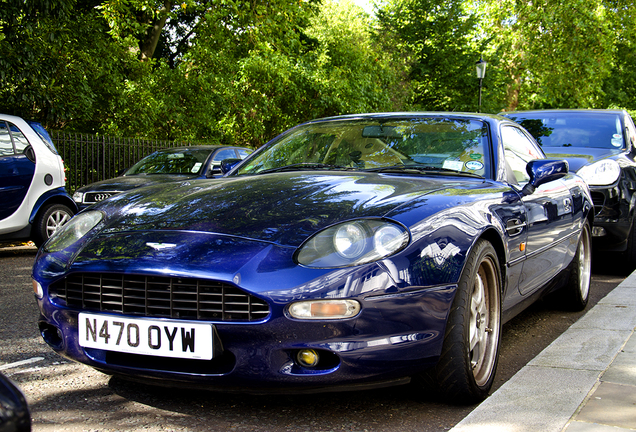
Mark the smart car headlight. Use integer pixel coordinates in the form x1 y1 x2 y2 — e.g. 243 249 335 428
577 160 621 186
295 219 410 268
44 211 103 252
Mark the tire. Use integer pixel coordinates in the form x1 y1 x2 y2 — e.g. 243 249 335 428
32 204 74 247
430 239 502 404
557 221 592 311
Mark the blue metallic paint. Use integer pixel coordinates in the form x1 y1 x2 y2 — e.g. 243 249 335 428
0 153 35 221
33 113 593 394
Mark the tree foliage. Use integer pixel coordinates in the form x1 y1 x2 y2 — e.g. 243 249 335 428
1 0 636 141
481 0 615 111
376 0 486 111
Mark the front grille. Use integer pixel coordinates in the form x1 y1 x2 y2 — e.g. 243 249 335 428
84 192 119 203
50 273 270 322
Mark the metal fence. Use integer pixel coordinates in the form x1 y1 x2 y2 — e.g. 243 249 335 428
51 132 200 194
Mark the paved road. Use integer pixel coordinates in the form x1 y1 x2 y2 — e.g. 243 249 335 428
0 245 627 432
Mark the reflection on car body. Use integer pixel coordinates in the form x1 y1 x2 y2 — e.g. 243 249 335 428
503 109 636 267
34 112 593 403
72 145 252 210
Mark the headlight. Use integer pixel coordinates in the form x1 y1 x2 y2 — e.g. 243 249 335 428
72 191 84 203
44 211 103 252
577 160 621 186
295 219 409 268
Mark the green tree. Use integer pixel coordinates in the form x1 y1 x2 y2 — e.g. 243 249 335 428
480 0 615 111
0 0 144 128
375 0 486 111
601 0 636 109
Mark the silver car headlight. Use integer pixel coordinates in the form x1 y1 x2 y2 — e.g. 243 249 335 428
295 219 410 268
72 191 84 203
44 211 103 252
577 160 621 186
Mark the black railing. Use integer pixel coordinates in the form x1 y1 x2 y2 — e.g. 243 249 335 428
51 132 201 194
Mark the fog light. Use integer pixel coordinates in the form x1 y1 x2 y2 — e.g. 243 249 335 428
297 349 319 367
592 227 607 237
32 280 43 299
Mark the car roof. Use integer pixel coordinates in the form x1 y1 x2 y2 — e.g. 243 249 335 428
310 111 510 123
503 109 626 116
157 145 246 152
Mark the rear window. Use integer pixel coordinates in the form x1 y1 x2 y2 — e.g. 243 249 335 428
505 112 624 149
27 121 59 155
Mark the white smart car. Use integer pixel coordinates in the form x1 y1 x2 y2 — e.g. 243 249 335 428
0 114 76 247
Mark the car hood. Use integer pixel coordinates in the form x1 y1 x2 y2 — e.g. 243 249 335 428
95 171 482 247
76 174 198 193
542 146 624 172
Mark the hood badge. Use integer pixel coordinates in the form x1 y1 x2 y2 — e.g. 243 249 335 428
146 242 177 251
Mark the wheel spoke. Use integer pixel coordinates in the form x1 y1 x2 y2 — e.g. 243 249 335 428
469 272 487 369
47 211 70 237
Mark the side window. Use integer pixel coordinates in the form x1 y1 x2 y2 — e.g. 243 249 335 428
0 122 13 157
501 126 544 184
8 123 30 153
213 148 238 162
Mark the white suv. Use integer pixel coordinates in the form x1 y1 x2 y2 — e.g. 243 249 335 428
0 114 76 247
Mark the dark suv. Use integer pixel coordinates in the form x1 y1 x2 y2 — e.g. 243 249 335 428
502 109 636 266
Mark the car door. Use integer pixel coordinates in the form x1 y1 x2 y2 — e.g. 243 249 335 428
501 125 574 296
0 121 36 221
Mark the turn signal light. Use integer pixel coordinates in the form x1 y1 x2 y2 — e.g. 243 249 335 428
288 299 360 320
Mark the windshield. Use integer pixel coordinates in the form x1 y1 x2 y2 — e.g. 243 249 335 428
125 148 215 175
506 112 625 150
236 117 490 177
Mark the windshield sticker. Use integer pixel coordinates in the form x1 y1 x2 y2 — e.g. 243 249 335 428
469 153 482 160
465 161 484 171
443 160 464 171
192 163 202 173
612 134 623 147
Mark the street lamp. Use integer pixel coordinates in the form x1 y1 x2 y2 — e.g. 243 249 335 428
475 57 487 112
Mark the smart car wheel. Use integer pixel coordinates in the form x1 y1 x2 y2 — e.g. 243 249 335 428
33 204 74 247
556 221 592 311
433 239 501 403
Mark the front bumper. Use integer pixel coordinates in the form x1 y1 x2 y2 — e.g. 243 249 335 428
589 184 632 252
36 283 455 393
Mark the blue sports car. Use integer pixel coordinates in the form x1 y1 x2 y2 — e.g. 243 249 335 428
33 113 593 403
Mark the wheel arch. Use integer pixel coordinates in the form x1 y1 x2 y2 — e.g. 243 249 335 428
29 188 78 225
473 227 507 294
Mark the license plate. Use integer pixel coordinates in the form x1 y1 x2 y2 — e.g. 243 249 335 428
78 313 214 360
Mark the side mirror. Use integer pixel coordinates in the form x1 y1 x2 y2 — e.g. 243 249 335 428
0 372 31 432
521 159 569 196
23 145 36 163
220 158 242 174
206 163 223 178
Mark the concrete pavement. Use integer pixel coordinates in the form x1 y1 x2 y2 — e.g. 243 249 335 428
450 271 636 432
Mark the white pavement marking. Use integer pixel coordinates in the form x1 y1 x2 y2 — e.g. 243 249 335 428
0 357 45 371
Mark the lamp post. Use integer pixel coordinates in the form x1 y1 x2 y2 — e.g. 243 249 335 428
475 57 487 112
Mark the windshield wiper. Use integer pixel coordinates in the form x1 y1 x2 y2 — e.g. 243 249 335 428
364 165 484 179
258 163 353 174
